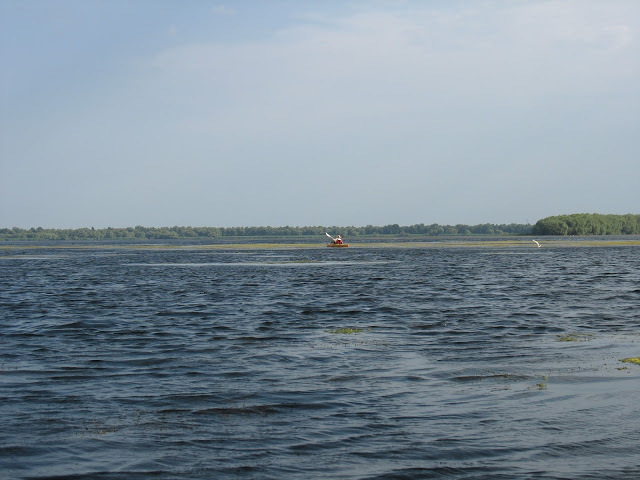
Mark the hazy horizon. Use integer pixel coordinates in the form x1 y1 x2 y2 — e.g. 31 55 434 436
2 1 638 229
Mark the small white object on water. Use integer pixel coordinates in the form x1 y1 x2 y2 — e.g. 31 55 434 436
532 240 541 247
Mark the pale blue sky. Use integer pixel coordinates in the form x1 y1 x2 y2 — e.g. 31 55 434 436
1 0 638 228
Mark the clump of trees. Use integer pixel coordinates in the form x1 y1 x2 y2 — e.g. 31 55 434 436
532 214 640 236
0 223 533 241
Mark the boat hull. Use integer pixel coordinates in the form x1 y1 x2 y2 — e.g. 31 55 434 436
327 243 349 247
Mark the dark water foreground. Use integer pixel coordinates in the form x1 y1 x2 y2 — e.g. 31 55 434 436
1 241 640 479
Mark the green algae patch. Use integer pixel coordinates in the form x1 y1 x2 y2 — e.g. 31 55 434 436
620 357 640 365
555 333 594 342
530 375 549 391
325 328 366 335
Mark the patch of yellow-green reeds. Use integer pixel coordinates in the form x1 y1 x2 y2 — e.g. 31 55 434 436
620 357 640 365
325 327 367 334
555 333 594 342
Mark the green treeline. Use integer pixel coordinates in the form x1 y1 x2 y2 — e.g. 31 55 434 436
0 223 533 241
2 215 638 240
532 214 640 236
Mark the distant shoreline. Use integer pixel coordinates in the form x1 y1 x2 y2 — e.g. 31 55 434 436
0 224 533 241
2 214 638 241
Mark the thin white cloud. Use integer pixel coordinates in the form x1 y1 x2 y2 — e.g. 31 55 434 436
603 25 633 50
151 1 638 121
211 5 235 15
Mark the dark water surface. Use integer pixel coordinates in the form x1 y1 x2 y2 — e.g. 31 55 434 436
2 241 640 479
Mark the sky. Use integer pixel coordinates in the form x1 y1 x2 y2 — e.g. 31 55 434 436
1 0 638 229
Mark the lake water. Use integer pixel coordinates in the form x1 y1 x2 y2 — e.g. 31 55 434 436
2 239 640 479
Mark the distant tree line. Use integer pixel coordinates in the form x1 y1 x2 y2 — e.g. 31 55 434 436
4 215 637 240
532 214 640 236
0 226 224 241
0 223 534 241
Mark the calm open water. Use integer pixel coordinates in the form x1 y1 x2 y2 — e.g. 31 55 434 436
1 240 640 479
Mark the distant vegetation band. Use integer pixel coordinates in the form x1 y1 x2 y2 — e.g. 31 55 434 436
1 214 638 240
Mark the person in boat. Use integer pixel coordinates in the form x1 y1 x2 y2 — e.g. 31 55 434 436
333 235 344 245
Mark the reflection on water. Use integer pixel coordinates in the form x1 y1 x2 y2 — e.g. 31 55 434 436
1 242 640 479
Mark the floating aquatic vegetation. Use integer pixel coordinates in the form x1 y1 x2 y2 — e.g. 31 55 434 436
620 357 640 365
530 375 549 390
555 333 593 342
325 328 366 334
